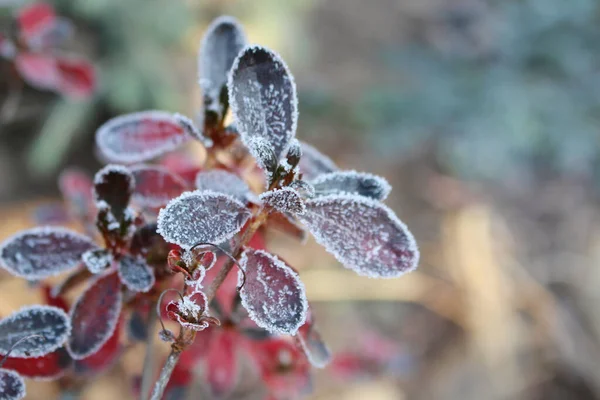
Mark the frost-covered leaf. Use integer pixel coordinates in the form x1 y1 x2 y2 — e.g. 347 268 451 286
67 273 122 360
238 249 308 335
118 255 155 293
82 248 113 274
298 195 419 278
173 113 211 146
298 142 337 181
1 348 71 380
0 227 97 279
260 188 305 215
157 191 251 250
73 319 122 376
199 16 246 110
289 180 315 198
195 170 255 203
93 164 134 220
0 369 25 400
130 165 187 208
311 171 391 201
0 306 70 358
96 111 190 164
246 136 278 179
228 46 298 162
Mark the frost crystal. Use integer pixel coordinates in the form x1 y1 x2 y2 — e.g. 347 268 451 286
93 164 134 220
246 136 278 178
0 227 97 279
298 141 337 181
298 194 419 278
199 16 246 109
67 273 122 360
0 305 71 358
289 180 315 198
130 165 187 208
82 248 113 274
310 170 391 201
173 113 212 146
238 249 308 335
95 111 190 164
157 190 251 250
260 187 305 215
228 46 298 162
0 369 25 400
118 255 155 293
195 170 255 203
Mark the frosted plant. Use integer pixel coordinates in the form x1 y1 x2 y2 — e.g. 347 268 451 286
0 14 419 400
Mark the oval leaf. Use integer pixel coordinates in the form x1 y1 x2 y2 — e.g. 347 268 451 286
238 249 308 335
228 46 298 162
130 165 187 208
298 141 337 181
1 348 71 380
0 369 25 400
0 227 96 279
55 57 96 99
96 111 190 164
260 187 305 215
67 273 122 360
157 190 251 250
82 248 113 274
298 194 419 278
195 170 254 203
0 306 71 358
199 16 246 109
118 255 155 293
93 164 134 220
310 171 391 201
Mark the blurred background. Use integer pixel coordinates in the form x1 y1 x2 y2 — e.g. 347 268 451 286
2 0 600 399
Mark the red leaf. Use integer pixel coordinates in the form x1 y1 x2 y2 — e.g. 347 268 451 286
130 165 188 208
159 153 201 185
1 348 71 380
42 284 69 312
206 330 238 397
58 167 95 220
56 57 96 99
74 319 122 375
15 53 59 90
17 2 56 44
67 273 122 360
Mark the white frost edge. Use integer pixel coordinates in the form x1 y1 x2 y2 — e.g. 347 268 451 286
95 110 190 164
259 187 306 215
156 189 251 250
238 248 308 336
300 193 420 279
310 170 392 201
0 226 97 280
296 332 330 369
0 305 71 359
129 164 188 208
66 274 123 360
194 169 254 202
117 256 155 293
0 369 25 400
227 44 299 161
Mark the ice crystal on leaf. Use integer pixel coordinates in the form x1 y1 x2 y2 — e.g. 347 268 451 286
130 165 187 208
0 227 97 279
260 187 305 215
298 194 419 278
238 249 308 335
166 291 217 331
199 16 246 112
195 170 255 203
118 255 155 293
67 273 122 360
310 171 391 201
0 369 25 400
93 164 134 220
0 306 70 358
157 190 251 250
298 141 337 181
82 248 113 274
173 113 211 146
228 46 298 162
95 111 190 164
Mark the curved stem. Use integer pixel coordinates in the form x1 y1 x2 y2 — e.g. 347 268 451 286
0 334 45 367
191 241 247 291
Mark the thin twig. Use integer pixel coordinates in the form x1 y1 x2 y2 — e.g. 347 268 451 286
149 348 182 400
139 301 158 400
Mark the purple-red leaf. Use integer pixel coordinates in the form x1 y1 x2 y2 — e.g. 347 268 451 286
0 306 71 358
0 369 25 400
238 249 308 335
298 194 419 278
67 273 122 360
93 164 134 220
228 46 298 162
0 227 96 279
260 187 305 215
118 255 155 293
130 165 187 208
157 190 251 250
95 111 190 164
298 141 337 181
195 170 254 203
310 170 391 201
1 348 71 380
